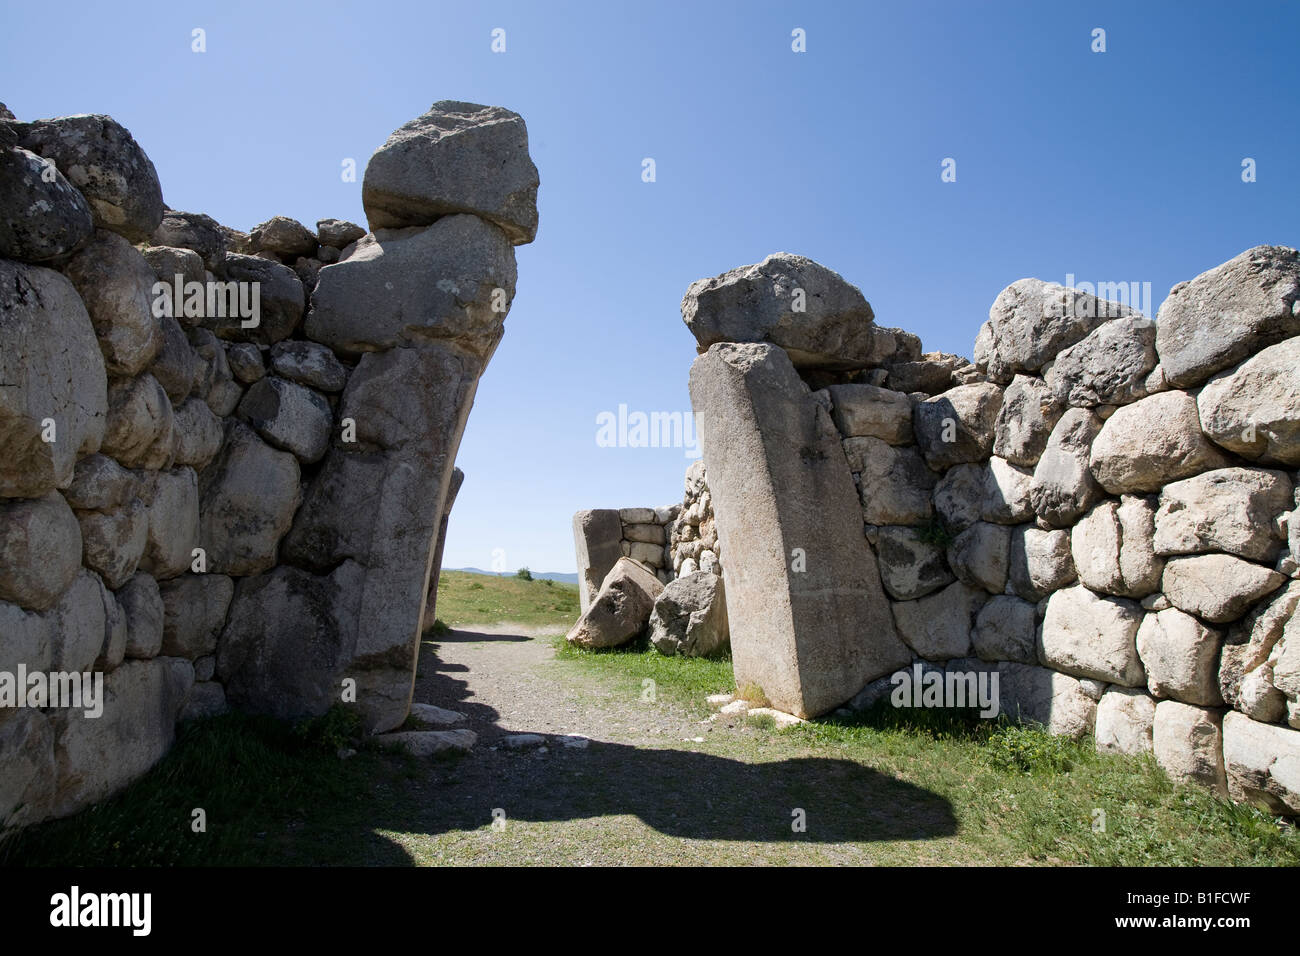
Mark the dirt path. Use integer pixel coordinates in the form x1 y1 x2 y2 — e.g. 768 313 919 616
353 627 967 866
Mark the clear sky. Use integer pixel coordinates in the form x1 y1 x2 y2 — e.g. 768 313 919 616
3 1 1297 573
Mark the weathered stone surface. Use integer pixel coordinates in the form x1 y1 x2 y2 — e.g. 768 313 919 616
64 453 133 511
1136 607 1223 706
1029 408 1104 525
0 261 107 497
1039 585 1145 686
1096 686 1156 755
317 218 365 249
573 509 623 613
1008 526 1076 602
974 278 1133 383
619 507 656 525
408 703 466 727
237 376 331 464
682 254 877 370
1162 554 1285 624
362 101 539 245
0 710 55 828
947 521 1010 594
1197 338 1300 466
1045 315 1157 407
249 216 317 258
1155 468 1292 562
269 340 348 392
379 728 476 756
151 210 226 271
1090 390 1229 494
16 113 163 242
912 383 1003 471
116 571 163 660
892 581 985 660
648 571 729 657
200 421 300 576
171 397 224 471
1219 582 1300 719
211 253 305 345
997 663 1097 738
45 569 114 674
76 498 147 589
180 681 227 721
845 437 936 526
138 467 199 580
981 457 1035 525
1072 497 1164 598
690 342 909 717
306 216 515 361
827 384 913 444
993 374 1062 466
875 526 953 600
566 557 663 649
0 599 53 676
972 594 1037 664
141 244 204 295
46 658 191 819
1222 710 1300 815
159 573 235 659
101 373 175 470
62 229 162 376
932 462 983 533
1155 246 1300 388
186 326 241 417
148 315 199 402
1153 700 1227 795
0 145 93 261
0 491 82 611
227 343 265 384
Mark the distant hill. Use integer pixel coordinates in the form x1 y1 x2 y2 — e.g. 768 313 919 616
449 567 579 584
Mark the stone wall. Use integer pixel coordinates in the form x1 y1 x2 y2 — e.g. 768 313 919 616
0 100 538 827
677 248 1300 815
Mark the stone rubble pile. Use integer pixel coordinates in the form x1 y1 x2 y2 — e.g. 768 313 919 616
0 100 538 827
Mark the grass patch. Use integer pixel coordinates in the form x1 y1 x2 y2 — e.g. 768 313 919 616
553 633 734 714
432 570 579 632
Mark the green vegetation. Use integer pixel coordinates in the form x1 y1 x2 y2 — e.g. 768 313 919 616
431 570 579 632
553 633 735 712
515 567 533 581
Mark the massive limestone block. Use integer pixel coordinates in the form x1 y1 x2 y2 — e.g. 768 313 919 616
306 215 516 361
151 209 227 272
874 526 953 601
690 342 910 717
1136 607 1224 705
187 326 242 417
46 658 192 820
141 244 205 294
1162 554 1285 624
0 261 107 498
567 557 664 649
15 113 164 242
421 466 464 631
827 383 913 444
1153 701 1227 795
1095 686 1156 756
1029 407 1104 525
1008 526 1076 602
64 453 134 511
1039 585 1145 686
682 254 877 370
1071 497 1164 598
249 215 317 258
974 278 1133 384
1045 315 1158 408
912 383 1003 471
200 422 301 576
1089 390 1229 495
1219 582 1300 718
117 571 164 659
45 569 114 674
892 580 985 660
1154 468 1292 563
214 253 305 345
573 509 623 613
0 144 93 261
1155 245 1300 388
981 457 1035 525
171 397 224 471
61 229 162 376
237 376 332 464
0 599 53 675
947 522 1010 594
148 315 200 402
138 466 199 580
159 573 235 659
932 462 984 532
1198 338 1300 467
972 594 1037 664
993 374 1062 466
997 663 1097 738
0 710 55 828
280 344 480 732
363 101 538 244
1221 711 1300 815
0 491 82 611
270 340 349 392
76 498 147 589
101 373 176 470
844 437 936 526
317 218 365 249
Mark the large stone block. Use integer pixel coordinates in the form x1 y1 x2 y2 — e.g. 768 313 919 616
200 422 300 576
997 662 1097 738
891 580 985 660
827 383 913 444
61 229 162 376
0 144 93 262
1071 497 1164 598
1162 554 1285 624
1039 584 1145 686
993 374 1062 466
1153 700 1227 796
912 383 1003 471
1137 607 1223 706
573 509 622 613
1089 390 1229 494
844 437 936 526
690 342 909 718
567 557 663 649
1095 686 1156 756
0 491 82 611
1154 467 1292 563
1045 315 1158 408
1008 525 1076 602
1029 407 1104 525
1222 711 1300 815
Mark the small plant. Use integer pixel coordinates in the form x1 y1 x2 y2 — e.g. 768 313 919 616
914 514 954 549
986 723 1074 775
293 704 363 753
468 581 485 591
542 578 554 588
736 682 771 708
745 711 777 731
428 617 450 635
516 567 533 581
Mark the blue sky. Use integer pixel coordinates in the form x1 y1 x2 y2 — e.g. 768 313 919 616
3 1 1297 573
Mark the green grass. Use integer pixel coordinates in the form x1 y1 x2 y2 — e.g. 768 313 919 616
430 570 579 633
553 633 735 714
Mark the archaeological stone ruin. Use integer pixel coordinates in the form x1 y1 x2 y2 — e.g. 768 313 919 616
0 100 538 826
571 246 1300 817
